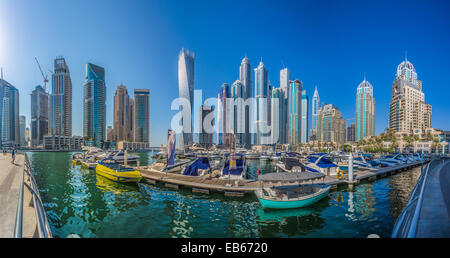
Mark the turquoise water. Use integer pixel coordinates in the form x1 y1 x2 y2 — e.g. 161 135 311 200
27 151 421 238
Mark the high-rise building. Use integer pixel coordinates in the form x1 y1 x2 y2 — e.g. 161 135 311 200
271 87 286 145
83 63 106 147
19 115 26 146
31 85 49 146
25 127 30 146
301 90 309 143
199 105 214 147
112 85 134 142
317 104 345 144
231 80 245 146
217 83 231 146
178 48 195 147
311 85 320 140
280 68 290 99
239 56 252 148
356 77 375 142
346 123 356 143
389 57 431 133
0 77 19 147
49 57 72 137
288 79 302 146
254 60 269 145
134 89 150 143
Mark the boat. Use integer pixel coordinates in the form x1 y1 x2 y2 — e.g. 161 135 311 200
72 153 84 166
147 158 191 173
270 152 282 161
220 153 247 180
305 154 339 176
255 171 330 209
96 158 142 183
245 151 260 160
106 150 139 163
259 153 270 161
182 157 212 176
275 156 318 173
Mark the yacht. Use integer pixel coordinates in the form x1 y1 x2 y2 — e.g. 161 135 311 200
220 154 247 180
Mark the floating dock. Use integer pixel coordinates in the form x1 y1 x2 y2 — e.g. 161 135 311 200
136 160 428 197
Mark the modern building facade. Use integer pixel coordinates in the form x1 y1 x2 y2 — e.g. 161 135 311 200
317 104 346 144
49 57 72 137
0 77 19 147
389 58 432 133
83 63 106 147
288 79 302 146
112 85 134 142
134 89 150 143
301 90 309 143
254 61 269 145
311 85 320 140
346 123 356 143
271 87 286 145
239 56 252 148
31 85 48 146
178 48 195 147
217 83 231 146
231 80 245 146
43 135 83 150
199 105 214 147
19 115 26 146
280 68 290 99
356 78 375 142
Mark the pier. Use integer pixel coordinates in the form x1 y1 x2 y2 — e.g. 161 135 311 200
137 160 427 196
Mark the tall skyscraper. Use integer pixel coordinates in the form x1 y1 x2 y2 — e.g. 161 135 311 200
231 80 245 145
134 89 150 143
311 85 320 140
301 90 309 143
346 123 356 143
271 87 286 145
317 104 345 144
19 115 26 146
356 77 375 142
0 76 19 147
217 83 231 146
112 85 134 142
239 56 252 148
83 63 106 147
31 85 48 146
199 105 214 147
178 48 195 147
254 60 269 145
389 57 431 133
288 79 302 146
49 57 72 137
280 68 290 99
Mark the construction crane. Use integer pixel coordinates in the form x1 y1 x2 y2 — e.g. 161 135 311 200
34 57 49 92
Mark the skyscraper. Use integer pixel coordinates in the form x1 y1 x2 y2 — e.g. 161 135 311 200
31 85 48 146
288 79 302 146
49 57 72 137
239 56 252 148
178 48 195 147
389 57 431 133
83 63 106 147
346 123 356 143
199 105 214 147
317 104 346 144
280 68 290 99
271 87 286 145
356 77 375 142
301 90 309 143
217 83 231 146
254 60 269 145
311 85 320 140
19 115 26 146
134 89 150 143
231 80 245 145
112 85 134 142
0 77 19 147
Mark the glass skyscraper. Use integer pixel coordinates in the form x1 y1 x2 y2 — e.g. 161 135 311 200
288 79 302 146
83 63 106 147
134 89 150 143
311 85 320 140
50 57 72 137
231 80 245 146
301 90 309 143
271 87 286 145
31 85 48 146
217 83 231 146
178 48 195 147
239 56 252 148
0 77 19 147
254 61 269 145
356 77 375 142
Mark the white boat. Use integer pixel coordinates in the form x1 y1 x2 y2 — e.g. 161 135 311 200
220 154 247 180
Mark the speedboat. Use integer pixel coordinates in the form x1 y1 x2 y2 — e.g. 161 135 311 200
220 153 247 180
255 171 330 209
182 157 211 176
260 153 270 161
147 158 192 173
270 152 282 161
276 156 319 173
305 154 339 176
107 150 139 163
96 158 142 183
374 155 403 167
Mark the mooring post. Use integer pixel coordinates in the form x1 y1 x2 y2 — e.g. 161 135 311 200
348 153 354 182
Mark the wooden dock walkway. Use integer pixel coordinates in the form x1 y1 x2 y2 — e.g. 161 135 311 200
137 160 426 196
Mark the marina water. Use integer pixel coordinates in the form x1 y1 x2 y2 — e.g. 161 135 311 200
28 151 421 238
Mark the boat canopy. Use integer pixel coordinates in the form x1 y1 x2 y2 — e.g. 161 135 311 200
182 157 210 176
307 155 338 168
222 159 244 176
258 171 325 182
282 157 306 171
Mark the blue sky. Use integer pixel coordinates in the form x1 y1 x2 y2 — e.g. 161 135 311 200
0 0 449 146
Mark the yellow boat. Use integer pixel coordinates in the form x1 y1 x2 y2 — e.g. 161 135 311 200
96 158 142 183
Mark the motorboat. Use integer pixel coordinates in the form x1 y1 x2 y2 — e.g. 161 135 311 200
305 154 339 176
276 156 319 173
220 153 247 180
106 150 139 163
147 158 192 173
96 158 142 183
245 151 260 160
255 171 330 209
270 152 282 161
259 153 270 161
182 157 212 177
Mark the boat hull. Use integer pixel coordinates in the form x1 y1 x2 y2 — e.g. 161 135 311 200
258 187 330 209
96 163 142 183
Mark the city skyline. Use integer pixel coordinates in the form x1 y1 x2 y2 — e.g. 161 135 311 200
1 0 450 146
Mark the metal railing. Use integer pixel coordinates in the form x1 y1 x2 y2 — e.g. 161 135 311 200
14 154 52 238
391 157 440 238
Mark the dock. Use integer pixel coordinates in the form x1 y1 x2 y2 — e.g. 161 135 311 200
137 160 427 197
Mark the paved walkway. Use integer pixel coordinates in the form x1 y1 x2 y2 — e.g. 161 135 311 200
0 153 24 238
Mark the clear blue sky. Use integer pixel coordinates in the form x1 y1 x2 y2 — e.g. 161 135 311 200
0 0 449 146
